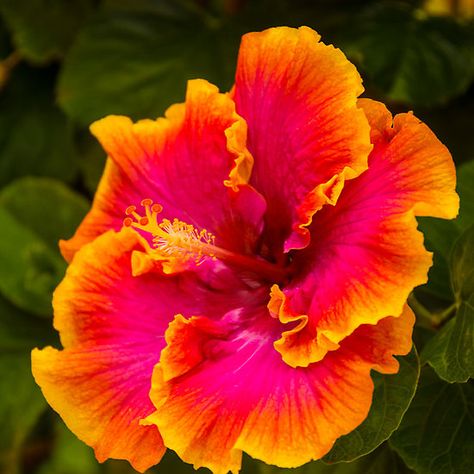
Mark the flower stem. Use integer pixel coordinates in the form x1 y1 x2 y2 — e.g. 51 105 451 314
408 293 457 329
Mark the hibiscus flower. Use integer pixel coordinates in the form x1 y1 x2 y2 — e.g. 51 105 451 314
32 26 458 473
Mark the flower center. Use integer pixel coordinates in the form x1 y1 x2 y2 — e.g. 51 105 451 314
123 199 288 283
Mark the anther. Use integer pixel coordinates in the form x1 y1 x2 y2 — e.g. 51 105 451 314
125 205 136 215
122 198 288 282
151 203 163 213
123 200 159 232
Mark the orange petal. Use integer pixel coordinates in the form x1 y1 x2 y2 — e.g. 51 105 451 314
159 314 228 382
343 304 416 374
34 230 169 470
232 26 372 251
268 284 338 368
144 305 413 472
35 229 256 469
359 98 459 218
62 79 262 262
273 100 458 367
32 346 164 472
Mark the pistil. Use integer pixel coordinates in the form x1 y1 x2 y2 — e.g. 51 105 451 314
123 199 287 282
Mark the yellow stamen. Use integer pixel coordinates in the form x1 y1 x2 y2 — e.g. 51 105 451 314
123 199 214 266
123 199 287 282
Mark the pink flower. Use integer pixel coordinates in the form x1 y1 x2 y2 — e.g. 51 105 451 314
32 26 458 473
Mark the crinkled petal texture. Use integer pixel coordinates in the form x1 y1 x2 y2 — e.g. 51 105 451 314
32 229 266 472
32 25 459 474
232 26 372 252
272 99 459 368
60 78 265 262
145 305 415 474
32 230 166 471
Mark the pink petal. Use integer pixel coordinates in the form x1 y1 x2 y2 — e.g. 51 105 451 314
61 79 265 261
232 26 371 252
33 229 266 469
145 305 414 473
273 100 458 367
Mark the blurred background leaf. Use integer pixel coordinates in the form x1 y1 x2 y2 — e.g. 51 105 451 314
37 418 101 474
0 178 89 316
0 65 79 187
0 352 48 474
0 205 66 316
335 1 474 106
0 0 94 63
0 296 57 474
57 0 243 125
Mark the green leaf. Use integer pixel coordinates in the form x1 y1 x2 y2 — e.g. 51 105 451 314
422 296 474 383
416 160 474 303
416 218 458 302
37 418 100 474
455 159 474 233
390 368 474 474
323 347 419 463
0 295 56 474
0 0 94 63
0 65 79 187
418 218 459 262
339 3 474 106
76 132 107 195
450 224 474 302
412 325 437 353
0 207 65 317
0 353 48 474
421 225 474 382
0 295 57 351
0 178 89 316
0 177 89 250
58 4 241 125
256 444 413 473
0 293 58 474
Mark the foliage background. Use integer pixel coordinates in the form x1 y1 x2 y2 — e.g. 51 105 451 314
0 0 473 473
